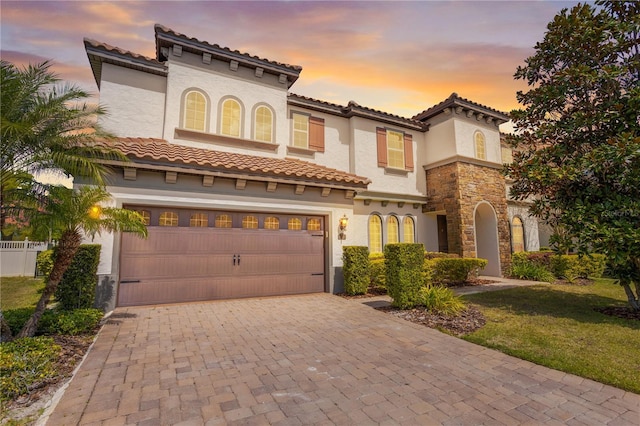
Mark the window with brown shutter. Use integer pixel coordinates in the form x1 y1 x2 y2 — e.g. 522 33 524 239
377 127 414 172
309 116 325 152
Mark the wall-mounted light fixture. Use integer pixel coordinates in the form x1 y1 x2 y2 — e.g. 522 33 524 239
338 214 348 240
88 205 102 219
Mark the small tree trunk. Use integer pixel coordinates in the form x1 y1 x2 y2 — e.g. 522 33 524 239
16 229 82 338
0 311 13 342
621 280 640 311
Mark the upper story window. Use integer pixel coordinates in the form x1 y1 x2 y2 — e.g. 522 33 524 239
183 90 207 132
403 216 415 243
221 98 242 137
254 105 274 143
475 131 486 160
291 112 325 152
376 127 414 172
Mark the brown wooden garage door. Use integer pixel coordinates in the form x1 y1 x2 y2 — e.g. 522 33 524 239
118 207 325 306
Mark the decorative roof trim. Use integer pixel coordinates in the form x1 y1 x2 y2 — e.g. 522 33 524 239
84 38 167 88
412 93 509 124
154 24 302 87
95 138 370 190
288 94 429 132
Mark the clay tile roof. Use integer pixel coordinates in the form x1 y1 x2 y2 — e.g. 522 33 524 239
98 138 370 188
412 92 509 123
154 24 302 81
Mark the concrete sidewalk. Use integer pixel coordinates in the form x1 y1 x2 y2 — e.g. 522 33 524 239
45 293 639 425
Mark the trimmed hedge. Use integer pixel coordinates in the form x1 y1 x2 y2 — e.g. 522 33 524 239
551 254 606 281
370 258 386 291
55 244 101 310
430 258 488 284
3 308 103 336
425 251 459 260
385 243 425 309
342 246 370 295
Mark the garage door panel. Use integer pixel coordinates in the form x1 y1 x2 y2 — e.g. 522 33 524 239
117 274 324 307
118 214 325 306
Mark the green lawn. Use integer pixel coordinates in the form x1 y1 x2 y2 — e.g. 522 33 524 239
1 276 45 311
462 279 640 394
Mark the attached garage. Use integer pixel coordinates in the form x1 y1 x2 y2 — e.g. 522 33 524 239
118 207 326 306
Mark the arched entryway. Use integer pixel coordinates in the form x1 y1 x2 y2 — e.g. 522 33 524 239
474 202 501 276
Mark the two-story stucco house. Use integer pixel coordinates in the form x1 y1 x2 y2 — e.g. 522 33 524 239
83 24 539 310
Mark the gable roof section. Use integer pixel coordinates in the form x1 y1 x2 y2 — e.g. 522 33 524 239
412 92 509 124
84 38 168 88
97 138 370 190
154 24 302 88
288 94 429 132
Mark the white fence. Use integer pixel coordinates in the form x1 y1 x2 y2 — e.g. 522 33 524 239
0 239 49 277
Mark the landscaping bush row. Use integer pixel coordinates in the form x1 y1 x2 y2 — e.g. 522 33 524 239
342 244 482 312
511 251 606 282
343 246 488 296
3 308 104 336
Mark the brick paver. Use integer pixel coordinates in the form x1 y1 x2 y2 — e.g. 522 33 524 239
45 294 639 425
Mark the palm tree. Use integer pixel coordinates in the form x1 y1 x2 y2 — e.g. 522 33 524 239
0 60 125 237
16 186 147 338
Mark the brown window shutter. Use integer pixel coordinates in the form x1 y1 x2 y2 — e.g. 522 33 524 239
309 116 325 152
404 133 414 171
376 127 387 167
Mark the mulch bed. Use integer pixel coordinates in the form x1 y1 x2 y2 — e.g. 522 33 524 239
594 306 640 321
376 305 486 336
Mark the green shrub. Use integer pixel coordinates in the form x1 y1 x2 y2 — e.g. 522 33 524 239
0 336 61 402
55 244 101 310
417 285 466 316
423 259 435 286
424 252 459 260
38 309 103 335
510 262 555 283
512 251 554 270
342 246 370 295
36 249 55 279
431 258 488 284
551 254 606 282
385 243 425 309
369 258 386 291
2 308 103 336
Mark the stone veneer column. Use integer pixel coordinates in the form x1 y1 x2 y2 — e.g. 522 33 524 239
425 161 511 276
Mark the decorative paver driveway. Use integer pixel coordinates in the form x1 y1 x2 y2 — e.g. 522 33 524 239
46 294 639 425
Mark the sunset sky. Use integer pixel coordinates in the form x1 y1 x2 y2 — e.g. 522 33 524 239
1 1 584 124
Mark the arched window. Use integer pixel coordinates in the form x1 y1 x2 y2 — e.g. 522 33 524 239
242 215 258 229
189 213 208 227
475 131 486 160
215 214 232 228
387 216 399 244
403 216 415 243
288 218 302 230
511 217 525 253
369 215 383 253
264 216 279 230
159 211 179 227
221 98 241 137
183 91 206 131
307 218 321 231
136 210 151 226
254 105 273 143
